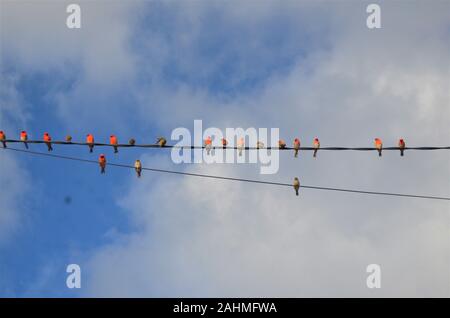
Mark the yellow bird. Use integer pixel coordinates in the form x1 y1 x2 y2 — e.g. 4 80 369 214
157 137 167 147
134 160 142 178
293 177 300 196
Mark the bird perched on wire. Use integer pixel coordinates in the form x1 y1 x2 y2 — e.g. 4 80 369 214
293 138 300 157
65 135 72 143
293 177 300 196
374 138 383 157
110 135 118 153
129 138 136 146
98 154 106 174
134 159 142 178
313 137 320 158
86 134 95 153
204 136 212 155
398 138 406 156
157 137 167 147
279 139 287 149
221 138 228 148
0 130 6 148
256 141 265 149
20 131 29 149
43 132 53 151
237 137 245 156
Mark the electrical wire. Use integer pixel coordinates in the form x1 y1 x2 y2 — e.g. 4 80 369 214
2 139 450 151
2 147 449 201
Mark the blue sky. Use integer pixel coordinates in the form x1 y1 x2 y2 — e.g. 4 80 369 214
1 1 449 297
2 0 325 296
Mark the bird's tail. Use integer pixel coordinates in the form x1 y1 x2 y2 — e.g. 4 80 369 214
24 142 29 149
294 149 298 158
295 189 299 196
313 149 317 158
2 141 6 148
400 150 404 156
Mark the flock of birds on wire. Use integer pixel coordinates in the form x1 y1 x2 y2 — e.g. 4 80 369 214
0 130 410 196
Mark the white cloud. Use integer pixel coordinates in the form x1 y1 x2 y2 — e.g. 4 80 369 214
1 0 144 132
81 1 449 297
84 154 449 297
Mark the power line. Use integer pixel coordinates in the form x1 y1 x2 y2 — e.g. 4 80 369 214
2 147 449 201
2 139 450 151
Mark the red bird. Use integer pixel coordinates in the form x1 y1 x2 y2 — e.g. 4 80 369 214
43 132 53 151
204 136 212 155
20 131 29 149
110 135 118 153
98 154 107 174
313 137 320 158
293 138 300 157
374 138 383 157
0 130 6 148
86 134 94 153
221 138 228 148
398 138 406 156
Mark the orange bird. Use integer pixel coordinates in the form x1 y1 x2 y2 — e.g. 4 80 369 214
20 131 29 149
278 139 287 149
398 138 406 156
43 132 53 151
98 154 106 174
313 137 320 158
110 135 118 153
237 137 245 156
86 134 94 153
374 138 383 157
0 130 6 148
293 138 300 157
204 136 212 155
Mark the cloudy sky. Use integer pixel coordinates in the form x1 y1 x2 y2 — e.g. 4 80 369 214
0 0 449 297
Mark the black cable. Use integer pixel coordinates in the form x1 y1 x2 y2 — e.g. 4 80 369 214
2 139 450 151
2 147 449 201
